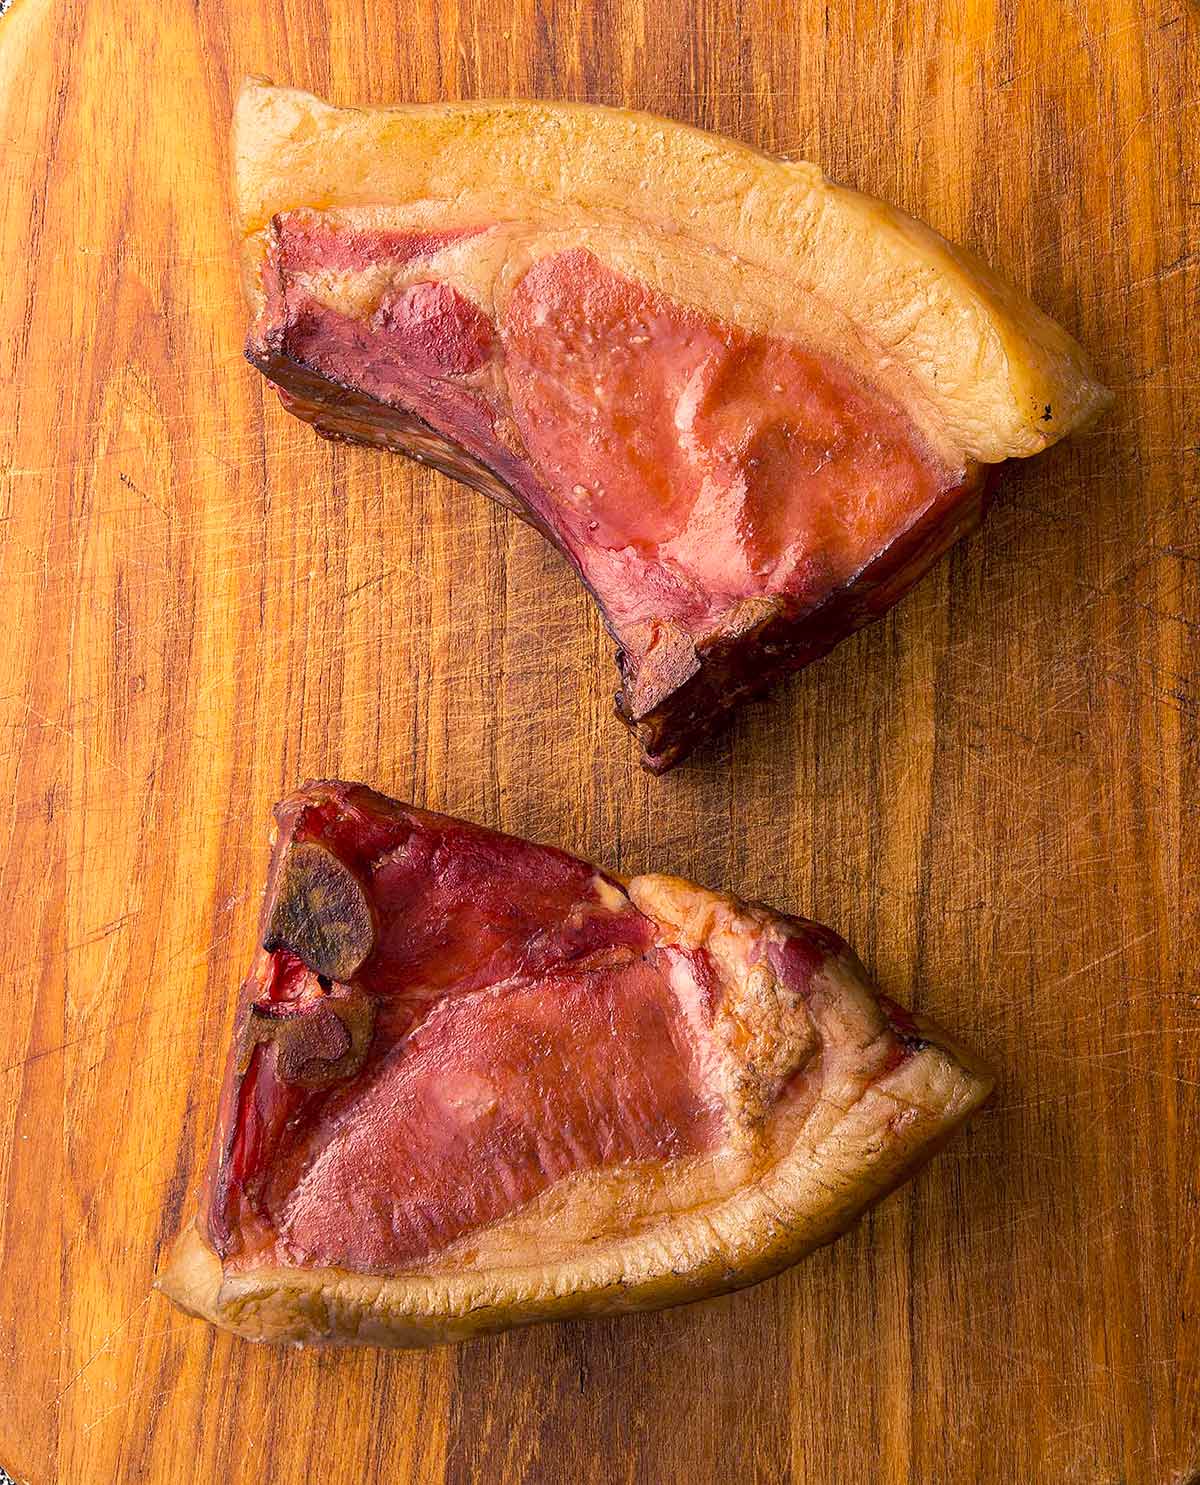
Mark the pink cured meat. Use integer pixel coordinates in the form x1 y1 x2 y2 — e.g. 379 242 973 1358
160 778 994 1347
210 783 723 1273
248 214 989 771
205 781 923 1278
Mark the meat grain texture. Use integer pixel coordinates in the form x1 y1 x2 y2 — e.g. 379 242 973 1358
159 782 993 1347
236 82 1111 769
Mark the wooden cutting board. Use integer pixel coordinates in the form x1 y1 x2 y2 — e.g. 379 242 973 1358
1 0 1196 1480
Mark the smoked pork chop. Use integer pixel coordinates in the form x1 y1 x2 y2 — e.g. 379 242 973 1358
158 781 993 1347
234 83 1110 770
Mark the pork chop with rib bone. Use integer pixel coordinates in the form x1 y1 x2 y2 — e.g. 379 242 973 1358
158 781 993 1348
234 83 1111 770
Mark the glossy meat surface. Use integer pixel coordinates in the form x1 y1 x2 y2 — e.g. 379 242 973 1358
502 247 954 639
165 781 994 1346
210 785 748 1273
248 213 987 769
205 782 910 1277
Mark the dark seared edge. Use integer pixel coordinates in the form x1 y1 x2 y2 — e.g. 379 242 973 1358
619 466 994 772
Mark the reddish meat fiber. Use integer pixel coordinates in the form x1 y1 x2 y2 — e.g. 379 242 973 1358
209 784 797 1275
250 213 987 767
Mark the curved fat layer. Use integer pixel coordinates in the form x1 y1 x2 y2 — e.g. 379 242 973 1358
159 783 993 1346
233 81 1111 460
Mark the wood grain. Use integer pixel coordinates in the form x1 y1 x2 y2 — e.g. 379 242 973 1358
0 0 1196 1480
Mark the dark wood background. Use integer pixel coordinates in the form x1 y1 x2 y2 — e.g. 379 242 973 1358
1 0 1196 1480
